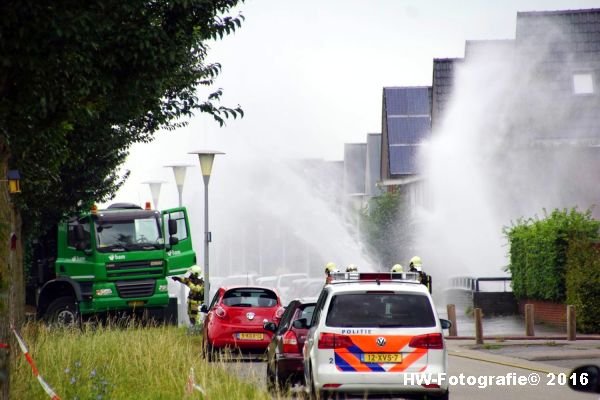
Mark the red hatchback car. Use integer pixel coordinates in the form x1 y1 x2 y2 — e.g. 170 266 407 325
202 286 285 359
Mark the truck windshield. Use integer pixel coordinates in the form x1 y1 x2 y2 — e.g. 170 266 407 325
95 216 164 252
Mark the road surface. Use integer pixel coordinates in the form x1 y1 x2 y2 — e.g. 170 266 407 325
221 354 599 399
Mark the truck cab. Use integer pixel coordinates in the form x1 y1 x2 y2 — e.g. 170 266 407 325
27 203 196 325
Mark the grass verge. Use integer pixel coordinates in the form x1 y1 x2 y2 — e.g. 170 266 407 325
10 322 272 399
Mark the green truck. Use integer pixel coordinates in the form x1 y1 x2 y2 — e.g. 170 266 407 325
26 203 196 325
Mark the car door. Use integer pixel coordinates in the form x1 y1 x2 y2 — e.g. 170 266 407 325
57 217 96 281
162 207 195 275
292 304 315 349
269 301 298 368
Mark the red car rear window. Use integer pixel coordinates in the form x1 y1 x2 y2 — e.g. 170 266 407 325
222 288 278 308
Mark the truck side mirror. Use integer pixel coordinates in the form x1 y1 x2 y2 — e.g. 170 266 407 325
168 219 178 236
169 236 179 246
75 241 87 251
200 304 208 313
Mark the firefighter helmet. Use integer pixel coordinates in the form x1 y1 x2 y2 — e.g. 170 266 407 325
409 256 422 268
325 262 338 274
188 265 203 276
391 264 403 273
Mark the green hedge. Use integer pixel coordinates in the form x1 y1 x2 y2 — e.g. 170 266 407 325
566 238 600 333
505 208 599 302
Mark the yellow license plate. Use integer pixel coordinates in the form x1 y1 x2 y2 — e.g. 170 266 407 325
362 353 402 363
237 333 264 340
128 301 145 307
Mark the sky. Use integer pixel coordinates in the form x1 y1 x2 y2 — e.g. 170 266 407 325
110 0 600 274
114 0 600 204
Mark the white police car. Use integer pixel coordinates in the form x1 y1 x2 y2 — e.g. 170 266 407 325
303 272 450 399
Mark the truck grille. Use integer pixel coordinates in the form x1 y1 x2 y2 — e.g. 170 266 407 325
115 280 156 298
106 260 163 279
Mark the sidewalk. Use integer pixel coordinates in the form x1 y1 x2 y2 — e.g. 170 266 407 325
446 338 600 372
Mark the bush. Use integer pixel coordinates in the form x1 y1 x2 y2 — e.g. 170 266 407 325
566 238 600 333
505 208 599 302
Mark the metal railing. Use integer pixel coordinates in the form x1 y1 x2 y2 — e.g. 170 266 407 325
448 276 512 292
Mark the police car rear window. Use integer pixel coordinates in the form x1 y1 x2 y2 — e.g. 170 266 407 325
222 288 278 308
325 293 436 328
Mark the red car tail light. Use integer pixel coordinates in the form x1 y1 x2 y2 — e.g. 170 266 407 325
282 330 300 354
215 306 227 319
409 333 444 349
317 333 354 349
323 383 342 388
275 307 285 320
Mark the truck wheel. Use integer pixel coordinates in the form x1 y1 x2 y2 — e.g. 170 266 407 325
45 296 80 327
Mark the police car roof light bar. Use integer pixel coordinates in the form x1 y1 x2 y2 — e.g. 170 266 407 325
329 272 421 284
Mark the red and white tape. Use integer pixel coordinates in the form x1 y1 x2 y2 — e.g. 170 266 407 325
186 367 206 397
11 326 61 400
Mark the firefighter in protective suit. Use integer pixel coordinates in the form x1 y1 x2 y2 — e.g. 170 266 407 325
172 265 204 325
409 256 432 293
325 262 338 284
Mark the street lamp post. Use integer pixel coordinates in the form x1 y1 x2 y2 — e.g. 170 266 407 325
163 165 193 207
189 150 224 307
142 180 166 209
164 164 193 326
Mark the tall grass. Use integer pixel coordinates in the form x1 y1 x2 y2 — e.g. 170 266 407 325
10 322 273 399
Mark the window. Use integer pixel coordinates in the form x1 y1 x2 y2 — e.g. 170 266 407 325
67 219 91 249
325 292 436 328
310 289 329 327
276 302 298 334
221 288 278 308
573 73 594 94
95 216 162 251
209 291 220 310
165 211 188 241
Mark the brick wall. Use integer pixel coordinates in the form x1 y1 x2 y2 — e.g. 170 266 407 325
518 299 566 326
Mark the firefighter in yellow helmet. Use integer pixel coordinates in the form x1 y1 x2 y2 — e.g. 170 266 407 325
172 265 205 325
408 256 422 272
346 264 358 272
408 256 431 293
324 262 338 284
391 264 403 273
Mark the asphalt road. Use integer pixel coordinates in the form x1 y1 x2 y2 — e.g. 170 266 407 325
221 354 599 399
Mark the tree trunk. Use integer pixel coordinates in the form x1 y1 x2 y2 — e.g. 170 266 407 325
0 139 11 400
0 138 23 400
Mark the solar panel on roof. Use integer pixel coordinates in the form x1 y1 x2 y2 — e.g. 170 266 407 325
388 117 430 145
385 87 430 116
389 146 421 175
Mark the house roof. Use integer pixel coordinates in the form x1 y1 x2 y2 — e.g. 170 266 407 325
383 87 431 176
432 58 462 128
515 8 600 142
